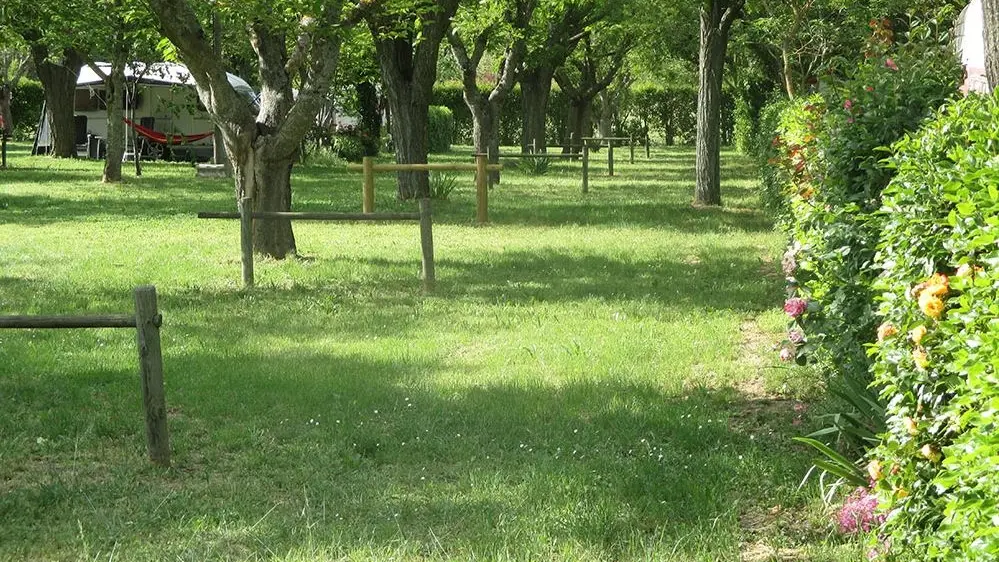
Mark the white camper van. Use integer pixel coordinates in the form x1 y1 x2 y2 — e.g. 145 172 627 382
33 62 256 161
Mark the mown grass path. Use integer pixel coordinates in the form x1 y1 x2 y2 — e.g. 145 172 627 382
0 144 855 560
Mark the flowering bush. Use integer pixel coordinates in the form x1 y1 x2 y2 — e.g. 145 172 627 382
867 94 999 560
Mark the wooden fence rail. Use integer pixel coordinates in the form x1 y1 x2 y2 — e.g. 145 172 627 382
347 155 502 224
0 285 170 467
198 200 436 292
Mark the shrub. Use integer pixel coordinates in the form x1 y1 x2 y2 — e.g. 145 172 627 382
867 93 999 560
753 95 820 225
331 132 364 163
10 78 44 141
427 106 454 153
781 19 962 386
429 171 458 200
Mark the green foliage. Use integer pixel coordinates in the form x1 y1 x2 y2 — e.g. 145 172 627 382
780 22 961 387
751 95 819 224
868 94 999 560
428 170 458 200
332 133 365 163
620 82 735 146
432 82 569 147
524 154 550 175
427 105 454 153
10 78 43 141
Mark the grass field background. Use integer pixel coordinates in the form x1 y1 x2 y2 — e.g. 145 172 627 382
0 143 857 560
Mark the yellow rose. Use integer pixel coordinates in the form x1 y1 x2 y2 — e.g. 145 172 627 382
918 292 944 319
921 444 942 464
877 323 898 342
912 347 929 369
903 417 918 436
910 325 927 344
924 273 950 296
867 459 883 481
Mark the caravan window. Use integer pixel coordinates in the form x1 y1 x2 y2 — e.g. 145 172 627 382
74 88 144 111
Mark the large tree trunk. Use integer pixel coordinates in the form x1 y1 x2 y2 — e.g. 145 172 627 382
985 0 999 90
469 100 501 182
382 78 431 199
694 7 731 207
102 61 126 183
521 67 554 152
31 46 83 158
356 81 381 157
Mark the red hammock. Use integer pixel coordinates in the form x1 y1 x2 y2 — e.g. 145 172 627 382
123 118 214 145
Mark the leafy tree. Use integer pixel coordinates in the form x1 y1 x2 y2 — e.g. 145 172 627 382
694 0 744 206
366 0 461 199
2 0 86 158
0 40 31 139
448 0 536 176
554 29 633 149
148 0 376 258
985 0 999 88
518 0 606 152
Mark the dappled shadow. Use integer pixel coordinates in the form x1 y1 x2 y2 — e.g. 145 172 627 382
0 336 814 559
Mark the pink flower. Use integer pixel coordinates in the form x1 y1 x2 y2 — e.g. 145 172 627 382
847 117 856 124
788 328 806 344
779 347 796 362
784 298 808 318
837 487 884 534
865 85 874 92
885 58 898 71
843 99 853 110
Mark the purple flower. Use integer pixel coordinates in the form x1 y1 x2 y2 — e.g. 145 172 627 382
788 329 806 344
784 298 808 318
843 99 854 110
779 347 796 362
837 487 884 534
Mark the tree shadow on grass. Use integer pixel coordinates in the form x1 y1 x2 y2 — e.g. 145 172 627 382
0 340 816 560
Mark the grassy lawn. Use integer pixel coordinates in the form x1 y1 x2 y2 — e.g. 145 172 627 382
0 143 857 561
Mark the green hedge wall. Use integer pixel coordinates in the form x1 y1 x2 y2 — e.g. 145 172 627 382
427 105 454 153
10 79 45 141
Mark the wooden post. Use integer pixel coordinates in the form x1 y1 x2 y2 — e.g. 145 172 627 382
362 156 375 214
1 129 7 169
582 144 589 194
476 154 489 225
630 135 635 164
419 198 435 292
133 285 170 467
531 138 538 154
239 197 254 288
608 141 615 177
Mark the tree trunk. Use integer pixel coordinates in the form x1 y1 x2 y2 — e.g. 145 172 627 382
469 100 501 182
565 98 592 154
521 67 554 152
984 0 999 90
356 81 381 157
694 10 729 207
383 83 430 199
31 46 83 158
781 42 796 98
598 90 614 138
103 61 126 183
0 84 12 136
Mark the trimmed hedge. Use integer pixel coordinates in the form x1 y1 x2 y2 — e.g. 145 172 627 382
10 78 45 141
432 80 735 148
869 93 999 560
427 105 454 153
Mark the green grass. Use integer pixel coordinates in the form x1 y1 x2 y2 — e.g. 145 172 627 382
0 143 859 560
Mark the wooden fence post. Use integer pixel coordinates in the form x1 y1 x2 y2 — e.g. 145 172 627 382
239 197 254 288
608 140 615 177
133 285 170 467
582 144 589 194
476 154 489 225
630 135 635 164
419 198 435 292
531 138 538 154
362 156 375 213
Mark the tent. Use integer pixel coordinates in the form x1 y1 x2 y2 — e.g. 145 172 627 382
32 61 256 160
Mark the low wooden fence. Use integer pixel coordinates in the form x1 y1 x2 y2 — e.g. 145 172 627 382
198 199 437 292
347 156 502 225
0 285 171 466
